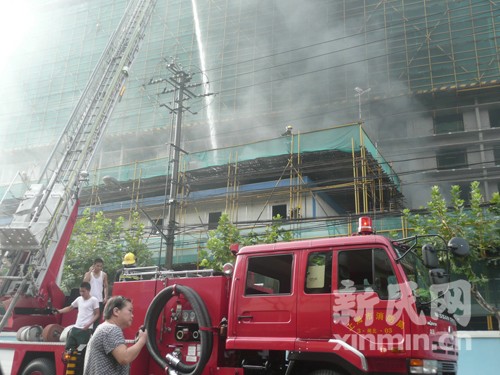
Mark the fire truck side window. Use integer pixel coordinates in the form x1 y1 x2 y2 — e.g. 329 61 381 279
337 248 399 300
305 251 332 294
245 254 293 295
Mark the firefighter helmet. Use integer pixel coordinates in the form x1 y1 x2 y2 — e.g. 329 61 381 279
122 252 136 265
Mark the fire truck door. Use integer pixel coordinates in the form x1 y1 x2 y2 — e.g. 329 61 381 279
332 248 407 353
232 253 296 349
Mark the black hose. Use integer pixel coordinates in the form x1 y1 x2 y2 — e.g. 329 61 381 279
144 284 213 375
144 286 174 370
181 287 213 372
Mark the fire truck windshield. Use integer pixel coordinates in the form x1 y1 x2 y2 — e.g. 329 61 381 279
393 244 433 306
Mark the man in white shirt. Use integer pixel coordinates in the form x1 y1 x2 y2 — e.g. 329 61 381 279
56 281 99 350
83 258 108 330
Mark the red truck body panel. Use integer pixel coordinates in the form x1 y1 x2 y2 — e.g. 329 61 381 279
0 339 66 374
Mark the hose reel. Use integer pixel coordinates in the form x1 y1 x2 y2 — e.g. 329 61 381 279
144 284 213 375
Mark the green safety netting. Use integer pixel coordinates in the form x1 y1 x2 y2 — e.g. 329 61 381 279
0 123 400 202
90 123 400 187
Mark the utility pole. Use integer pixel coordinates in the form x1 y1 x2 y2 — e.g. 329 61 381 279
148 59 213 269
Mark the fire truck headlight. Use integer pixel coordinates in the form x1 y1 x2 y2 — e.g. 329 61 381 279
222 262 234 276
409 359 438 374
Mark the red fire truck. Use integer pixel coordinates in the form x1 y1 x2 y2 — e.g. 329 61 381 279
0 215 469 375
119 217 468 375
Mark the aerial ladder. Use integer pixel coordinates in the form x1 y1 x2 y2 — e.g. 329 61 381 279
0 0 157 331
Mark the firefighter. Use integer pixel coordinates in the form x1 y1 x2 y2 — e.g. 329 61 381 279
115 253 141 281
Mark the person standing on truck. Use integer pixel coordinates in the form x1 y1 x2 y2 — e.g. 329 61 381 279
83 295 148 375
55 281 100 350
83 257 109 330
115 252 141 281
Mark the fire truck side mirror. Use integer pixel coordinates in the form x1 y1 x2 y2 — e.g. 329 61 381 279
448 237 469 257
422 244 439 268
429 268 447 285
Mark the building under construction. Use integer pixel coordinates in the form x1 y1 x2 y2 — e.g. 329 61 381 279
0 0 498 329
0 0 498 248
0 0 498 262
1 0 500 207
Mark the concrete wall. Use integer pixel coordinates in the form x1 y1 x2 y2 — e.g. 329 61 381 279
458 331 500 374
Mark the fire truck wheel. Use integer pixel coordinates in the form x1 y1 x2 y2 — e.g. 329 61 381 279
21 358 55 375
308 370 345 375
144 284 213 375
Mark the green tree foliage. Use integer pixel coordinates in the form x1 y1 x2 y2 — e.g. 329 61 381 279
199 213 241 271
403 181 500 327
61 209 150 293
199 213 292 271
258 214 293 244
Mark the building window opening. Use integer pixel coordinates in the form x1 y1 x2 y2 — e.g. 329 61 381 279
494 146 500 166
433 113 464 134
208 211 222 230
151 218 163 234
489 109 500 128
272 204 287 219
436 149 467 170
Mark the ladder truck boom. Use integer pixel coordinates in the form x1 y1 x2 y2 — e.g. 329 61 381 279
0 0 157 332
